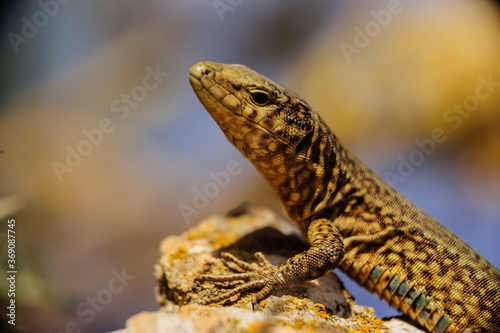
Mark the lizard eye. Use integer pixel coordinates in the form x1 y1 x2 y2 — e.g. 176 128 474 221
250 90 271 106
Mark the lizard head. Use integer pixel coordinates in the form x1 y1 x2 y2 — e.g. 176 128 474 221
189 61 338 219
189 61 318 165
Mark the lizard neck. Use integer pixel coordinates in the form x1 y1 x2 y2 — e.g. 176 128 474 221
255 117 349 224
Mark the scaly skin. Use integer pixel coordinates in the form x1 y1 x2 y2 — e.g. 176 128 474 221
188 61 500 333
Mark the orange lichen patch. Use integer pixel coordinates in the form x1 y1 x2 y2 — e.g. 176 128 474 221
215 231 239 247
313 303 331 320
247 321 273 333
184 219 242 248
345 310 389 333
183 206 281 249
169 247 189 262
288 318 324 331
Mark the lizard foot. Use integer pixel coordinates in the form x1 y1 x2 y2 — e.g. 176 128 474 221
196 251 281 305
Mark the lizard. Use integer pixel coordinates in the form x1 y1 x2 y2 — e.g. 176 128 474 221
188 61 500 333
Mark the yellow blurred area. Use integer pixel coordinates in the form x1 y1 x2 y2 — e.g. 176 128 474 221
288 0 500 207
290 0 500 148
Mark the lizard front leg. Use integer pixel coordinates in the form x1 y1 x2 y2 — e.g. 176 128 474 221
196 218 345 305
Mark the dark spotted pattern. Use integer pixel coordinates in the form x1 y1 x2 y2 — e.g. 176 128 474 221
189 62 500 332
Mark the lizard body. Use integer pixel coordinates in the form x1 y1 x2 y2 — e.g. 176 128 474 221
188 61 500 333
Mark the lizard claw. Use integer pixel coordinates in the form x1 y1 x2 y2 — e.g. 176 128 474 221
196 252 279 305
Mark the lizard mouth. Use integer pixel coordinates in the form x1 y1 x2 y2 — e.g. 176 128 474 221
189 61 240 126
190 62 282 153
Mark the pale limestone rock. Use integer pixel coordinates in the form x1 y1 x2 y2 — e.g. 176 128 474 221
113 203 424 333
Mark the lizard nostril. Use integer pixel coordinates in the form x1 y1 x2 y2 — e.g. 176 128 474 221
189 61 216 79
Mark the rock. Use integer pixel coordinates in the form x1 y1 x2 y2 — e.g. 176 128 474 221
113 203 424 333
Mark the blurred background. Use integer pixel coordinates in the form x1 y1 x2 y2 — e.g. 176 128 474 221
1 0 500 331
